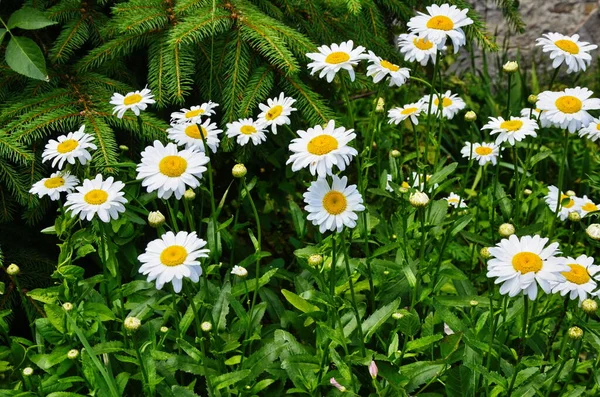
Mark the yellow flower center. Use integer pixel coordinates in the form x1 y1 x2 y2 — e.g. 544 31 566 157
582 202 598 212
124 94 143 105
475 146 493 156
426 15 454 31
84 189 108 205
265 105 283 120
562 264 590 285
185 108 204 118
57 139 79 154
160 245 188 267
555 95 582 114
307 135 338 155
560 194 575 208
512 252 543 274
159 155 188 177
554 39 580 55
413 38 434 50
325 51 351 64
44 176 65 189
401 107 419 115
499 120 523 131
434 97 452 108
322 191 347 215
380 60 400 72
184 124 207 139
401 181 410 188
596 124 600 131
240 125 257 135
447 198 459 203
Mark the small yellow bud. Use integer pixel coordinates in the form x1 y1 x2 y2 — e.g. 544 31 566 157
183 189 196 200
568 326 583 340
201 321 212 332
568 211 581 222
586 224 600 240
566 190 576 197
480 247 491 259
464 111 477 122
148 211 166 228
160 326 169 333
391 234 397 240
528 95 538 105
409 191 429 208
22 367 34 376
307 254 323 267
392 312 404 320
375 97 385 113
523 188 532 196
390 149 401 158
62 302 74 312
124 316 141 332
232 164 247 178
231 265 248 277
582 299 598 314
499 223 515 237
119 145 129 151
67 349 79 360
469 300 479 306
6 263 19 276
503 61 519 73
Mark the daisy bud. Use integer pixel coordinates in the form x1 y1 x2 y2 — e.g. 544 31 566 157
503 61 519 73
568 211 581 222
391 234 397 240
147 211 166 228
201 321 212 332
523 188 532 196
528 94 538 105
329 377 346 392
586 224 600 240
464 111 477 122
231 265 248 278
383 270 390 276
566 190 576 197
480 247 491 259
499 223 515 237
469 300 479 306
392 312 404 320
67 349 79 360
409 191 429 208
22 367 34 377
369 360 378 379
232 164 247 178
568 326 583 340
6 263 20 276
119 145 129 151
582 299 598 314
307 254 323 267
62 302 74 312
160 326 169 333
390 149 401 158
124 316 141 332
183 189 196 200
375 97 385 113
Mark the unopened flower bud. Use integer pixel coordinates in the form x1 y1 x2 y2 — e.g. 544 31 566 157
568 326 583 340
391 234 397 240
119 145 129 151
148 211 166 228
390 149 401 158
568 211 581 222
566 190 576 197
62 302 74 312
480 247 491 259
201 321 212 332
503 61 519 73
499 223 515 237
409 191 429 208
469 300 479 306
183 189 196 200
375 97 385 113
124 316 141 332
307 254 323 267
586 224 600 240
330 378 346 392
160 326 169 333
392 312 404 320
67 349 79 360
232 164 247 178
369 360 378 379
6 263 19 276
383 270 389 276
22 367 33 376
528 95 538 105
582 299 598 314
464 111 477 122
231 265 248 278
523 188 532 196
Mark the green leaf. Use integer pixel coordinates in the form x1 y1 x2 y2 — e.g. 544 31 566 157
0 29 6 46
428 163 457 187
212 369 251 390
30 347 70 370
231 268 278 297
406 334 444 352
212 283 231 331
361 299 400 341
281 289 320 318
83 303 116 322
7 8 58 30
5 36 49 81
397 312 420 337
44 304 65 333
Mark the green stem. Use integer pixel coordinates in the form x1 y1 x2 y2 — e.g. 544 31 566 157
134 334 153 397
544 332 569 397
513 145 520 226
507 296 529 395
413 207 426 309
198 126 219 261
242 177 262 323
186 285 215 396
548 130 570 240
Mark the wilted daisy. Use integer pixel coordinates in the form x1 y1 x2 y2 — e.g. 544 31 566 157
226 118 268 146
231 265 248 277
287 120 357 178
137 141 209 200
422 90 465 119
388 102 423 125
257 93 297 134
167 119 222 153
537 87 600 133
481 116 538 146
445 192 467 208
110 87 155 118
460 142 500 166
306 40 365 83
170 101 219 125
397 33 439 66
304 175 365 233
42 126 97 169
138 231 209 293
552 255 599 303
30 172 79 201
578 118 600 142
407 3 473 52
520 107 552 128
487 235 566 300
364 51 410 87
545 185 581 221
576 195 598 217
536 33 597 74
64 174 127 222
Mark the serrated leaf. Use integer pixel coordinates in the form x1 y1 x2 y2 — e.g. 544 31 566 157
212 283 231 331
212 369 251 390
406 334 444 352
361 298 400 341
5 36 49 81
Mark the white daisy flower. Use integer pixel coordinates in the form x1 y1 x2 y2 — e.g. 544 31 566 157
411 171 438 192
481 116 539 146
444 192 467 208
287 120 357 178
576 195 599 217
551 255 600 303
110 87 155 119
460 141 500 166
545 185 581 221
536 33 597 74
388 102 423 125
421 90 466 119
364 51 410 87
306 40 366 83
578 118 600 142
42 126 97 170
303 175 365 233
64 174 127 223
520 107 552 128
407 3 473 53
397 33 440 66
225 118 268 146
487 235 567 300
170 101 219 125
231 265 248 277
536 87 600 133
167 119 223 153
29 172 79 201
257 93 297 134
136 141 209 200
385 174 394 192
138 231 209 293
